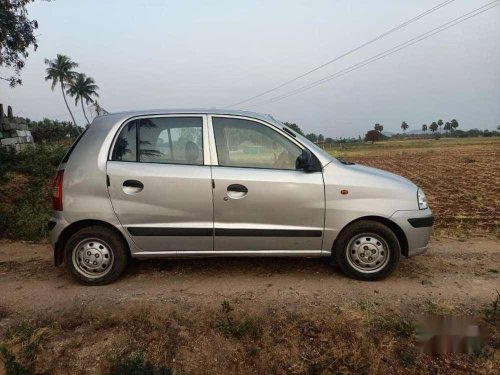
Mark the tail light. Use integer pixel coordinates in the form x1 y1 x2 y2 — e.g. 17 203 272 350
52 170 64 211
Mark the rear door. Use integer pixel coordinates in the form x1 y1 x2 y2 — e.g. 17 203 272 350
209 115 325 252
107 115 213 252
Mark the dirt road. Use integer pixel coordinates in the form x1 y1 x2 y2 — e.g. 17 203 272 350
0 237 499 315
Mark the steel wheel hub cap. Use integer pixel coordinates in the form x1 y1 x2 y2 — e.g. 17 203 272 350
73 240 113 278
346 233 389 273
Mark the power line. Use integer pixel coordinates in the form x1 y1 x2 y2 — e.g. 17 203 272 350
226 0 457 107
244 1 499 109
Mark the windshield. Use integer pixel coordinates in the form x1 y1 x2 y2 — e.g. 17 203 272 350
274 119 336 165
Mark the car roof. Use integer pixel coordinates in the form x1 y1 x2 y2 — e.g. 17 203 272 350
98 108 275 123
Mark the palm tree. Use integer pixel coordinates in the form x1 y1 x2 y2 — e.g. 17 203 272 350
444 122 452 133
89 101 109 117
430 122 438 133
422 124 427 135
437 119 443 133
45 55 79 125
66 73 99 125
401 121 409 133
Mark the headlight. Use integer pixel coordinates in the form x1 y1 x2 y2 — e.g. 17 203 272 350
417 188 428 210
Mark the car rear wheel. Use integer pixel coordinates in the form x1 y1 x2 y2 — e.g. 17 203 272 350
64 226 128 285
334 220 401 280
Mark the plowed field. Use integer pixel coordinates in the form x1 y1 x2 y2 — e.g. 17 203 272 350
333 138 499 234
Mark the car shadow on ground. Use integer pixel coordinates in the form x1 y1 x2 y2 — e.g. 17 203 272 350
126 256 339 277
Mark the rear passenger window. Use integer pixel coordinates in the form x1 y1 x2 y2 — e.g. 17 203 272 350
139 117 203 164
112 117 204 165
113 121 137 161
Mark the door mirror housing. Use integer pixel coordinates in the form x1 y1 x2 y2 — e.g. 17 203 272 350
296 149 320 172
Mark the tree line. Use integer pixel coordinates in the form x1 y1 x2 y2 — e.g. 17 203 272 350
284 122 340 144
286 120 497 146
417 119 459 134
365 119 461 143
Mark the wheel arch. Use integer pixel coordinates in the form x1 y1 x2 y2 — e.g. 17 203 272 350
54 219 131 266
332 216 409 257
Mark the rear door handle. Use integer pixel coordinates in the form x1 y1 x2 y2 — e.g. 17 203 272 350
123 180 144 194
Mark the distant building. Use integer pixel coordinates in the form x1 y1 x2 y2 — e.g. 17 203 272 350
0 104 35 152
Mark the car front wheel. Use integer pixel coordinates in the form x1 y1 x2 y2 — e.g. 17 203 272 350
64 226 128 285
334 220 401 280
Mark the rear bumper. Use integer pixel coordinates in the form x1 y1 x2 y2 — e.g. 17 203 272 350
48 212 68 248
390 208 434 257
48 212 70 265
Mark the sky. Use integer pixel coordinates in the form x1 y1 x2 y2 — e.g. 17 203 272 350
1 0 499 138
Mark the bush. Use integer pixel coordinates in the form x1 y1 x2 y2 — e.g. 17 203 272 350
0 345 31 375
109 353 172 375
0 144 67 240
215 300 262 339
26 118 83 143
485 290 500 323
364 129 386 143
0 147 16 182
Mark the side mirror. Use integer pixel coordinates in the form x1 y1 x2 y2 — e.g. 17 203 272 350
296 149 317 172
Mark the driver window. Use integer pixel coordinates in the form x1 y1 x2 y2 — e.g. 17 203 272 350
213 117 302 170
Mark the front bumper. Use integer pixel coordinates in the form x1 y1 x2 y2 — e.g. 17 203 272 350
390 208 434 257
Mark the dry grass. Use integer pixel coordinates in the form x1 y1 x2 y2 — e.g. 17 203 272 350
1 300 499 375
327 137 500 236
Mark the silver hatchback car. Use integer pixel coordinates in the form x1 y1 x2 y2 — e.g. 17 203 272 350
49 109 433 285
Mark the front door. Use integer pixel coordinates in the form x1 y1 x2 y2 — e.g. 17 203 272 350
107 115 213 252
210 116 325 252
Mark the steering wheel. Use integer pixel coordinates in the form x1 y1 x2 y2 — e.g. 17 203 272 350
274 150 294 169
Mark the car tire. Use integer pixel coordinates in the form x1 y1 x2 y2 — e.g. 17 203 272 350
64 226 128 285
334 220 401 280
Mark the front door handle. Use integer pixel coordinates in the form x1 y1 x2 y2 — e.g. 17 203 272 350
123 180 144 194
226 184 248 199
227 184 248 193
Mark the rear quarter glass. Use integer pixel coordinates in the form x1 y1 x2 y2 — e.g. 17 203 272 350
61 127 88 164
